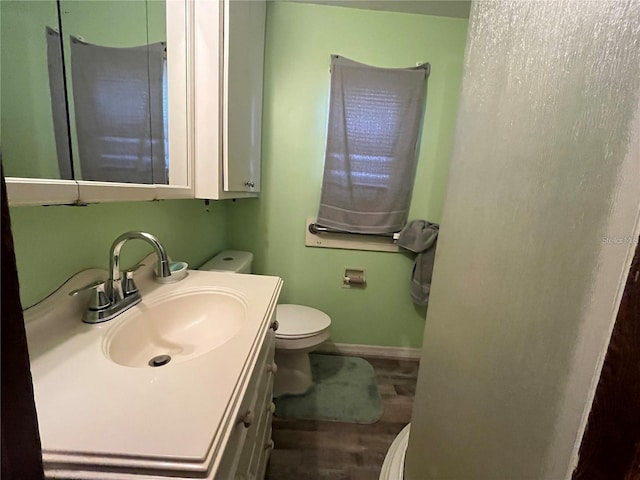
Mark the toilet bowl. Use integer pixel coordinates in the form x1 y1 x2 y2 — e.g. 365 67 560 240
273 304 331 397
199 250 332 397
379 424 410 480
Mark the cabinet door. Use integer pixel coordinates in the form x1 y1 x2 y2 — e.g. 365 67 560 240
223 0 265 194
194 0 265 200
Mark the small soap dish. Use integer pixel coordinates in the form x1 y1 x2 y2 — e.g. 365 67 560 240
156 261 188 284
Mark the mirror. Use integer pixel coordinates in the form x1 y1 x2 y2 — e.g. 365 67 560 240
1 1 67 179
0 0 187 188
61 0 168 184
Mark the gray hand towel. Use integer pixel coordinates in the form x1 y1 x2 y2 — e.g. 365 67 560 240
397 220 439 306
397 220 438 253
411 242 437 306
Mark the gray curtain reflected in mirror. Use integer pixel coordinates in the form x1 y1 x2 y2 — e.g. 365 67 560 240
45 27 73 180
1 0 170 185
68 38 167 184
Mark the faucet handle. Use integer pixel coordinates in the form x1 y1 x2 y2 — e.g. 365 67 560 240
122 264 144 296
69 280 110 311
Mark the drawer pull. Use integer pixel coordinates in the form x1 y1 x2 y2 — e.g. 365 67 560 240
267 362 278 374
268 402 276 414
240 410 254 428
265 439 274 451
270 320 279 331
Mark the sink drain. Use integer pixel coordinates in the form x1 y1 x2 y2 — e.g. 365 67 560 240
149 354 171 367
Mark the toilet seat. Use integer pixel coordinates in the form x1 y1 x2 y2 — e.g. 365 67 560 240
275 304 331 339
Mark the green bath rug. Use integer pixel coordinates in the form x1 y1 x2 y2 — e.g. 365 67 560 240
274 353 383 424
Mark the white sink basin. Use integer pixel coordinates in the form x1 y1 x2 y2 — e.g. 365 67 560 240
104 288 247 368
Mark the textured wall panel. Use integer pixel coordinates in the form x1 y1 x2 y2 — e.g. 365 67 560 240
405 0 640 478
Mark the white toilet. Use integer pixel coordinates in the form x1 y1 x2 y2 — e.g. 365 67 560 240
199 250 332 397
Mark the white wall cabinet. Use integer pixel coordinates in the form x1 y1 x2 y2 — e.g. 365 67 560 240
5 0 193 206
194 0 266 200
6 0 265 206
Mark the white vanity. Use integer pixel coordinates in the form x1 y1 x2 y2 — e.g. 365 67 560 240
25 265 282 479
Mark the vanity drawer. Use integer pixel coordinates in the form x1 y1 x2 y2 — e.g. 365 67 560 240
235 373 274 479
215 330 275 480
255 424 274 480
247 404 274 479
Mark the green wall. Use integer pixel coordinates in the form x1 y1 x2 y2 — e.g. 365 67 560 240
228 2 468 348
10 199 228 308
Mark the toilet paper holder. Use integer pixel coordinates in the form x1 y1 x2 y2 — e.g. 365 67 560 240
343 267 366 288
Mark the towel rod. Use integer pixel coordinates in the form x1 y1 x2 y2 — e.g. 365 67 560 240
308 223 399 239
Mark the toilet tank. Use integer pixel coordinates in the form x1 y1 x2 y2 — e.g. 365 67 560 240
199 250 253 273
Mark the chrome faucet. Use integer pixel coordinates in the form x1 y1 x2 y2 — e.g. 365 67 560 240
70 231 172 324
108 231 171 302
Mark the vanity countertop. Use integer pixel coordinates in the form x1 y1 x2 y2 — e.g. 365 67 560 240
25 269 282 479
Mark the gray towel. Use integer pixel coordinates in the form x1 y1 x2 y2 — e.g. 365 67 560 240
397 220 438 253
397 220 439 306
410 244 437 306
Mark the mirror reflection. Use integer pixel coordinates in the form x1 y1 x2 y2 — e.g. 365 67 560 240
0 0 170 185
1 1 67 179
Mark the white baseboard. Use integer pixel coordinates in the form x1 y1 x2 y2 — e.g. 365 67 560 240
315 342 422 360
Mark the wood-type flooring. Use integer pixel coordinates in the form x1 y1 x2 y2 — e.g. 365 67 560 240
266 356 419 480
